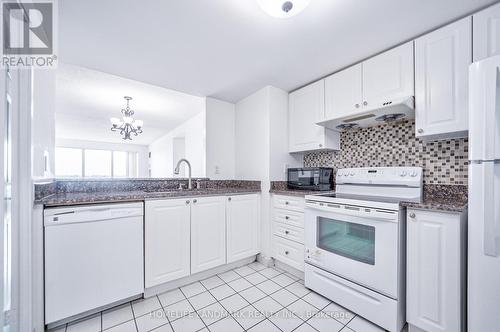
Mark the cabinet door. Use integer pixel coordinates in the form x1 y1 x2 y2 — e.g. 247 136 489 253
325 64 363 119
407 209 463 332
362 41 414 107
415 17 472 139
145 199 190 288
289 80 326 152
473 3 500 61
191 196 226 274
226 194 260 263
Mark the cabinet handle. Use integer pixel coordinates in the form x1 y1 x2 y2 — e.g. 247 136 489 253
285 230 289 235
363 101 368 106
409 212 416 219
186 200 190 205
285 251 289 255
319 144 323 148
285 216 289 220
193 199 197 204
285 201 289 205
417 128 424 134
355 103 360 108
228 197 231 201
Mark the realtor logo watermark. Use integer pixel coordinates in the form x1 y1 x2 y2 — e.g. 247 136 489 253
1 1 57 68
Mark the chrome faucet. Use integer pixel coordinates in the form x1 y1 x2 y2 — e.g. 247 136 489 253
174 158 192 190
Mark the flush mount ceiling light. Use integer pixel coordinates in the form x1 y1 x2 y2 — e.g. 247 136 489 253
110 96 144 140
257 0 311 18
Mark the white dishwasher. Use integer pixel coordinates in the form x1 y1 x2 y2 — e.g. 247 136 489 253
44 202 144 325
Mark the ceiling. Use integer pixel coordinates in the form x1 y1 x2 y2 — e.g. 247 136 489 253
59 0 498 102
56 64 205 145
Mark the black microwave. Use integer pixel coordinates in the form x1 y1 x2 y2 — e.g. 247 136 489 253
287 167 333 191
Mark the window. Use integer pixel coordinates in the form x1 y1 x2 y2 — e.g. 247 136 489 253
55 147 83 177
55 147 139 178
84 149 112 177
113 151 128 177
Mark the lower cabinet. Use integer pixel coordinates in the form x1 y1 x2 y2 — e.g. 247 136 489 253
191 196 226 274
145 199 191 288
145 194 260 288
272 194 306 271
226 194 260 263
406 209 466 332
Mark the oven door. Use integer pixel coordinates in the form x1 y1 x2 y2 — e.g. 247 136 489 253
305 201 399 298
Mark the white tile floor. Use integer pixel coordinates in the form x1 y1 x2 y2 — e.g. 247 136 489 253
49 262 386 332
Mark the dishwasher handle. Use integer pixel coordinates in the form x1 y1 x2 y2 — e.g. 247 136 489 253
44 203 143 226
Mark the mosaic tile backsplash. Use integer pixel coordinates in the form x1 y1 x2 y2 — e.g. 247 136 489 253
303 120 468 185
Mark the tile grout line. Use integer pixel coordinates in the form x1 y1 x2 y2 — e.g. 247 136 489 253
178 286 210 332
61 262 358 332
156 294 175 332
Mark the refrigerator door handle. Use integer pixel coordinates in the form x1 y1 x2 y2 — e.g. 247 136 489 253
484 162 500 256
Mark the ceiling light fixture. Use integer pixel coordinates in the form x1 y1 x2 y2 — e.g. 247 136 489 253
257 0 311 18
110 96 143 140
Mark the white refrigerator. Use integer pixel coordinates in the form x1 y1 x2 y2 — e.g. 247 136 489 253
468 54 500 331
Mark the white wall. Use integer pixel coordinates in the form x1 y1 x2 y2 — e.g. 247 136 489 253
55 138 150 177
234 86 301 259
149 111 206 178
268 87 302 180
32 70 56 179
206 98 235 180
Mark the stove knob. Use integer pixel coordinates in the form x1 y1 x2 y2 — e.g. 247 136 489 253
400 171 407 177
410 170 418 177
349 171 355 176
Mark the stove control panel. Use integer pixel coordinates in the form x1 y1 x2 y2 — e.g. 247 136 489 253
336 167 423 187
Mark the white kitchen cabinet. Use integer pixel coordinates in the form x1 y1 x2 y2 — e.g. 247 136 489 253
145 199 191 288
325 64 363 120
415 17 472 140
226 194 260 263
473 3 500 61
324 42 414 123
289 80 340 153
191 196 227 274
362 41 414 107
407 209 467 332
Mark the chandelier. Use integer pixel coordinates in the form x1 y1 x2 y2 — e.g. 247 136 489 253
110 96 143 140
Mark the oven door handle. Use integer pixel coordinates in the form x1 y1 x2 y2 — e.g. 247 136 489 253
305 201 398 223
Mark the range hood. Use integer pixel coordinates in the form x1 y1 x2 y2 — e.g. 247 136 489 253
317 96 415 131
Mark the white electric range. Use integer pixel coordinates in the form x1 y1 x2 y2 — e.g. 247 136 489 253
304 167 423 332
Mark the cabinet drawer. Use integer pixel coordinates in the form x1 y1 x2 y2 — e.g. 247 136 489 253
273 195 305 212
273 236 304 271
273 222 304 244
273 208 304 229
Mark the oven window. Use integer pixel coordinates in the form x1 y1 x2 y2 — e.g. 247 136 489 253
317 217 375 265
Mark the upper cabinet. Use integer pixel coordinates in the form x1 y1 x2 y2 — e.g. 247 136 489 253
415 17 472 139
362 41 415 106
324 42 414 121
473 3 500 61
325 64 363 119
288 80 340 153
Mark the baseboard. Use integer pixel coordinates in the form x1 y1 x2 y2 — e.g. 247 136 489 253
256 254 274 267
144 256 257 298
273 260 305 280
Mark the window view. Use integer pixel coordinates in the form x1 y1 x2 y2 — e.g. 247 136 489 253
84 149 112 177
54 147 82 177
55 147 138 178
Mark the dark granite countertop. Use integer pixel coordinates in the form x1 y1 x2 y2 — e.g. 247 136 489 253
35 179 261 207
269 182 468 213
400 185 468 213
38 188 261 207
269 189 335 197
